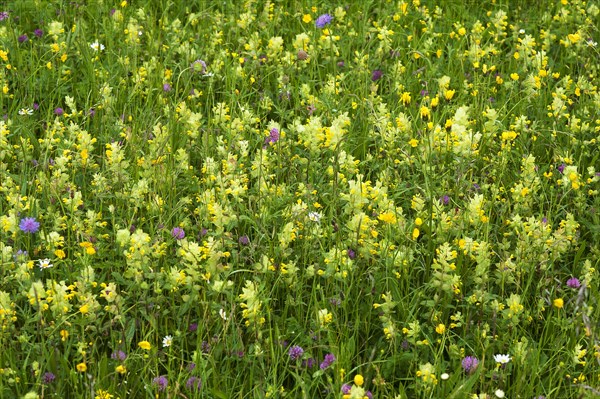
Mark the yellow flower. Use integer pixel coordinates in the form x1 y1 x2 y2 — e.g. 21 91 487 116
138 340 151 350
435 323 446 334
354 374 364 386
80 242 96 255
79 304 89 314
408 138 419 147
95 389 114 399
60 329 69 341
553 298 564 309
412 228 420 239
76 362 87 372
302 14 312 23
400 91 411 105
510 73 519 81
378 211 397 224
115 365 127 374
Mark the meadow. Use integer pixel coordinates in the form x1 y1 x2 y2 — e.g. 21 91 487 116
0 0 599 398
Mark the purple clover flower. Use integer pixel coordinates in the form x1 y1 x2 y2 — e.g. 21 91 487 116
163 83 171 92
111 350 127 361
320 353 336 370
55 107 64 116
347 249 356 260
302 357 316 368
371 69 383 81
0 12 9 21
192 59 207 74
18 34 28 43
557 163 566 174
201 340 211 353
34 29 43 37
19 217 40 233
186 376 202 391
238 235 250 245
566 277 581 288
341 384 351 394
153 375 168 391
288 345 304 361
441 195 450 205
42 372 56 384
461 356 479 374
264 128 280 146
315 14 333 28
171 227 185 240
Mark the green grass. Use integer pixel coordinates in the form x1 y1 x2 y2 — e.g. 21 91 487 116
0 0 599 398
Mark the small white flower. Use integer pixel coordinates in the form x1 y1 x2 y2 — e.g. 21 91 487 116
495 389 505 398
519 29 525 34
494 354 511 364
162 335 173 347
90 41 105 51
38 259 53 269
18 108 33 115
219 308 227 320
441 373 450 380
308 211 322 222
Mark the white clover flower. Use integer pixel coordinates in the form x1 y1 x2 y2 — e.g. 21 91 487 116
162 335 173 347
90 41 105 51
494 354 511 364
38 259 53 269
441 373 450 380
495 389 505 398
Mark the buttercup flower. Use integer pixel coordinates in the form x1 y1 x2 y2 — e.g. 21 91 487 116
354 374 364 386
138 341 151 350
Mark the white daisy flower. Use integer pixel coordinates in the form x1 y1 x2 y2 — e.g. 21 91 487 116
38 258 53 269
494 354 512 364
90 41 105 51
162 335 173 348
